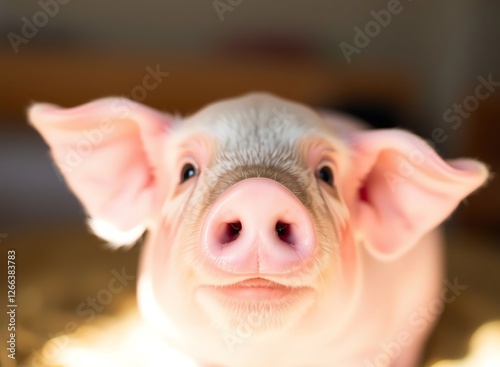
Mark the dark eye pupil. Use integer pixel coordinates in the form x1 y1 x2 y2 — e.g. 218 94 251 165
181 163 196 183
318 166 334 186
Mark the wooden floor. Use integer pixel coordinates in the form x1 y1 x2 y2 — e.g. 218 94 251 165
1 225 499 367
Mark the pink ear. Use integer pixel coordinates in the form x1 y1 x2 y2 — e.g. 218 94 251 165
346 129 488 259
29 97 173 244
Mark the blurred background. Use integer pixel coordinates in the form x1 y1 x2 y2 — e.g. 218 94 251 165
0 0 499 366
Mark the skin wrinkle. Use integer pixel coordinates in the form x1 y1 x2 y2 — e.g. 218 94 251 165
178 148 340 287
148 98 349 347
156 101 349 304
207 164 311 211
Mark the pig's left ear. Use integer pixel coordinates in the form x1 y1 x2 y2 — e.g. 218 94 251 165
29 98 174 245
346 129 488 260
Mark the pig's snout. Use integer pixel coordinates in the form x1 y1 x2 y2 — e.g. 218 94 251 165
201 178 316 274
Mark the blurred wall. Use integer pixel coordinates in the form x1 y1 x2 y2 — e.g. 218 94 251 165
1 0 499 230
1 0 499 134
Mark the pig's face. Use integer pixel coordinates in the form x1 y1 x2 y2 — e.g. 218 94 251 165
139 95 356 348
29 93 487 366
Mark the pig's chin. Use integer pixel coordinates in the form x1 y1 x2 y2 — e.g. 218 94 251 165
195 277 316 333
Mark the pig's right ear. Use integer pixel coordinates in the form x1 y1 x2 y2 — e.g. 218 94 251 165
28 97 174 245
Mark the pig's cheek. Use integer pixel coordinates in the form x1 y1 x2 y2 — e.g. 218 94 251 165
137 228 182 340
139 224 176 302
317 193 359 294
142 218 200 329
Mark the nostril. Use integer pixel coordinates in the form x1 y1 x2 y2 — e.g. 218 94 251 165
229 222 242 237
276 221 294 246
201 179 318 273
276 222 288 237
223 222 242 244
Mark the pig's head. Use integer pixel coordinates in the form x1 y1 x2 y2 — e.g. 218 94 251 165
29 93 488 365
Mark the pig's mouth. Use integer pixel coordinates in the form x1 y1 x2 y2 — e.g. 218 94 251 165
200 277 312 301
195 277 316 331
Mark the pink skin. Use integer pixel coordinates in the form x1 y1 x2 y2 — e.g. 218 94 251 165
28 93 489 367
200 178 317 275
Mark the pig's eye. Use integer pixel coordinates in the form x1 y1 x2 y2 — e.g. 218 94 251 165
317 166 334 187
180 163 198 184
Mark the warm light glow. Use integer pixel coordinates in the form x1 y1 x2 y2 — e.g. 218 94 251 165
31 309 198 367
32 312 500 367
88 218 145 246
431 321 500 367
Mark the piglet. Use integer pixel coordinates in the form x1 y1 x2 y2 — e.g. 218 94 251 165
29 93 488 367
